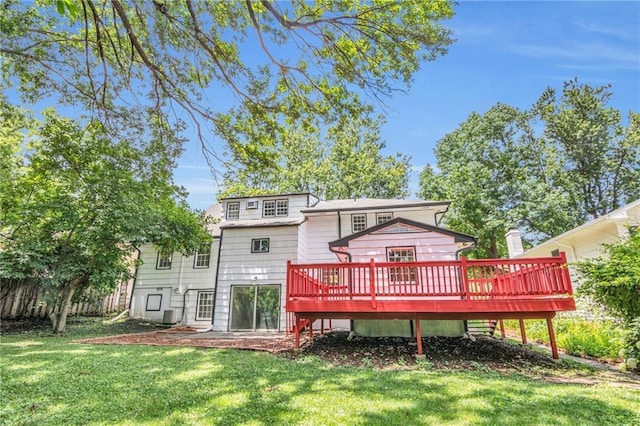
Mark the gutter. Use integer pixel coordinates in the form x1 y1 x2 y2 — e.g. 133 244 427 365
209 232 224 330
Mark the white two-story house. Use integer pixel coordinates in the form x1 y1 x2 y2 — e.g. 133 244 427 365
130 193 475 334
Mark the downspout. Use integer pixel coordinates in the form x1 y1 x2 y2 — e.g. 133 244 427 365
337 211 342 238
209 233 224 330
435 205 450 226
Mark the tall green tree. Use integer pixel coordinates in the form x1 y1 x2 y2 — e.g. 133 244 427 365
418 81 639 257
0 105 211 333
221 112 410 199
532 79 640 222
418 103 544 257
1 0 455 171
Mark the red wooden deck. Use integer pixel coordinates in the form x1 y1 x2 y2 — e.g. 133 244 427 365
286 254 575 358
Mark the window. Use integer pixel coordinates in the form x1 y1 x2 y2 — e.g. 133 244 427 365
196 291 215 320
146 294 162 311
550 249 560 257
387 247 417 283
194 244 211 268
263 199 288 217
252 238 270 253
226 202 240 219
377 212 393 225
156 252 172 269
351 214 367 233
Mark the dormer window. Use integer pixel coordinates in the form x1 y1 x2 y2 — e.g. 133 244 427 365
264 199 288 217
377 212 393 224
226 202 240 219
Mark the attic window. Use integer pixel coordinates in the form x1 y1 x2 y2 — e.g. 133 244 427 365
351 214 367 233
550 249 560 257
377 212 393 225
264 199 288 217
227 202 240 219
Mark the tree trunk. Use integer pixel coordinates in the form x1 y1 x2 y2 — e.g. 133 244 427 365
49 281 78 334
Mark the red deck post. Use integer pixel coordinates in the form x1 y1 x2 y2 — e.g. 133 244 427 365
294 315 300 349
519 319 527 345
460 256 470 304
499 320 506 338
415 319 423 356
369 258 377 309
546 317 559 359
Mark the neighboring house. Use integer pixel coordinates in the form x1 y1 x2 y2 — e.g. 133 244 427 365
511 199 640 278
130 193 464 332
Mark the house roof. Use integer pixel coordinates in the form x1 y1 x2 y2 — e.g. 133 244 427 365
303 198 450 214
328 217 477 248
517 198 640 258
220 217 306 229
204 203 222 236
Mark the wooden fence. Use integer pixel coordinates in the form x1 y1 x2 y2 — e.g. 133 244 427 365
0 278 133 319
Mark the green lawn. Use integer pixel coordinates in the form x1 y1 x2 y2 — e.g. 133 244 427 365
1 319 638 426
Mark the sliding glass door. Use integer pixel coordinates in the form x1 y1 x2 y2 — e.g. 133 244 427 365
230 285 280 331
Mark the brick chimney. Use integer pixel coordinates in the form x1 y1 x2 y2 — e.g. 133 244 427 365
505 228 524 258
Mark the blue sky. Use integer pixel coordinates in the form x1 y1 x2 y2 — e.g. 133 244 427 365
174 1 640 210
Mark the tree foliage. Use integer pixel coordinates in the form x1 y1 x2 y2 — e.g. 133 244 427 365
576 230 640 323
221 112 410 199
1 0 454 171
418 80 640 257
0 104 211 333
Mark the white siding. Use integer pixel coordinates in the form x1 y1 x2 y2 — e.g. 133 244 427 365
213 226 299 331
305 214 341 263
221 194 311 221
130 239 219 326
347 232 460 263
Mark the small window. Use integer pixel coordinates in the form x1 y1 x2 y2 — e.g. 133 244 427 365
194 244 211 268
377 212 393 225
156 252 172 269
146 294 162 311
252 238 270 253
264 199 288 217
226 202 240 219
387 247 417 283
550 249 560 257
276 199 288 216
246 200 259 209
196 292 215 320
351 214 367 233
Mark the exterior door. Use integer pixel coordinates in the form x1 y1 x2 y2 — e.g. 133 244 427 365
230 285 280 331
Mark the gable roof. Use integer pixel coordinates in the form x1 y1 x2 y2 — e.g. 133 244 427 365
517 198 640 258
328 217 477 249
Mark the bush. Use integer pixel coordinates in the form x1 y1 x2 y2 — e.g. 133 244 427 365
504 317 626 360
620 317 640 372
576 231 640 323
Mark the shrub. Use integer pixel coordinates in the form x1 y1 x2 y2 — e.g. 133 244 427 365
620 317 640 372
504 317 626 360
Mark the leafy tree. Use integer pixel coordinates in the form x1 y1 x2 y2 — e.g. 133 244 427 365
576 230 640 323
417 103 545 257
532 79 640 222
0 105 211 333
1 0 455 171
418 81 640 257
221 112 410 199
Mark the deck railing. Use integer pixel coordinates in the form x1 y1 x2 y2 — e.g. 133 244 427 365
286 253 572 304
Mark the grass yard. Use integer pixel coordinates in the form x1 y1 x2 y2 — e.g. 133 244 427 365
1 318 639 426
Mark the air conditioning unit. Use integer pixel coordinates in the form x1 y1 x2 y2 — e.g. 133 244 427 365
246 200 259 209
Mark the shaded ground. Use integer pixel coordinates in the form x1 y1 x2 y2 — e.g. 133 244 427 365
3 318 639 388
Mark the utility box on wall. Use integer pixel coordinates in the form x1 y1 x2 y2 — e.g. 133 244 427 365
163 309 177 325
